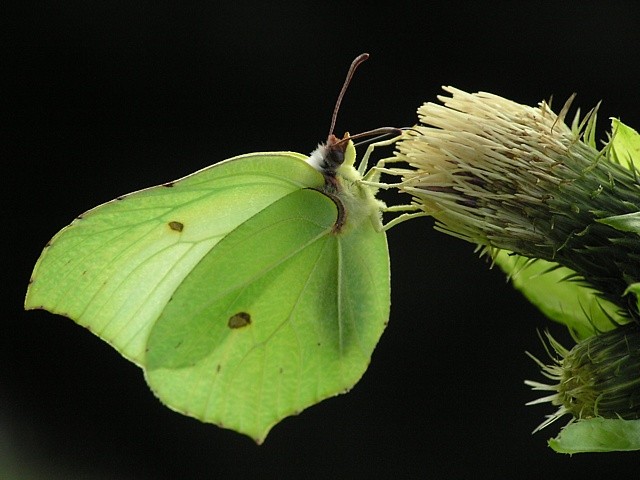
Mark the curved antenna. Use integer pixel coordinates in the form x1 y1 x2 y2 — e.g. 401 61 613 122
329 53 370 137
333 127 403 148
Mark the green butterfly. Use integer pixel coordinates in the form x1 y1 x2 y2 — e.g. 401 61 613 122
25 54 410 443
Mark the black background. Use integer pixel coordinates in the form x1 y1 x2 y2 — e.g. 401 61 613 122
5 1 640 478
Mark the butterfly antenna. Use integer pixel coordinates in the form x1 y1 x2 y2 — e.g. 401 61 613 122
347 126 422 146
334 127 403 148
329 53 370 138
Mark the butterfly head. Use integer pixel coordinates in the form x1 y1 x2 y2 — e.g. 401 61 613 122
306 132 356 178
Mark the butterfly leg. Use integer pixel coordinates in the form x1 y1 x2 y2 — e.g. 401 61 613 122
355 133 430 231
380 205 428 231
356 135 403 177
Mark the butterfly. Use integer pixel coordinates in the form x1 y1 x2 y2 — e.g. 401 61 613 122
25 53 400 442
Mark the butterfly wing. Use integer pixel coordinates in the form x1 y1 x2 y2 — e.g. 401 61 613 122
145 184 389 442
25 153 324 365
25 152 390 442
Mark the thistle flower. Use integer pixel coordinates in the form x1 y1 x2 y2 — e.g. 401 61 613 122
383 87 640 452
391 87 640 315
526 323 640 432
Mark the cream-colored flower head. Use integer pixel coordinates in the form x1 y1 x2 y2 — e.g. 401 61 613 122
392 87 640 314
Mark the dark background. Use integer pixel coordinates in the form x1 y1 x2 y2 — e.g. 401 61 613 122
5 1 640 478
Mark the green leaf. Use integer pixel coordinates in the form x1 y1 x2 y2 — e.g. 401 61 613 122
625 282 640 312
597 211 640 234
25 149 390 442
610 118 640 171
549 418 640 453
492 251 625 339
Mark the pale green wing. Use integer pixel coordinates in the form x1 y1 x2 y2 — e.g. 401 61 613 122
25 153 324 366
144 187 390 442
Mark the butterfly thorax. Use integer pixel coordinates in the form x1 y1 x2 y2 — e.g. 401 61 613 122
306 136 384 234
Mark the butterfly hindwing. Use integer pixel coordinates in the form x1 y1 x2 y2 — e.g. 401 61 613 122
145 185 390 442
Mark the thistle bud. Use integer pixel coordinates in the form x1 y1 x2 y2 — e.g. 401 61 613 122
526 323 640 431
392 87 640 313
